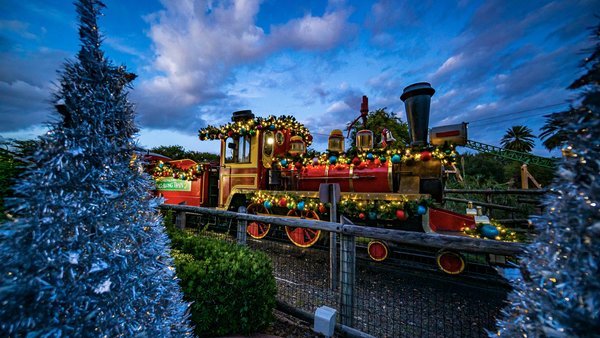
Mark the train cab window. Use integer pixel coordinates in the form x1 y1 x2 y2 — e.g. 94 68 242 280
225 135 252 164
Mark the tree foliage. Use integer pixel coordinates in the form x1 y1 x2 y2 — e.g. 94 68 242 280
150 145 219 163
347 108 410 152
500 125 536 153
0 139 40 221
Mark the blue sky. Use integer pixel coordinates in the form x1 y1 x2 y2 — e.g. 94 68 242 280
0 0 598 156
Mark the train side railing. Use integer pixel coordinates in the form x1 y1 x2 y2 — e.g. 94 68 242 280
159 203 525 337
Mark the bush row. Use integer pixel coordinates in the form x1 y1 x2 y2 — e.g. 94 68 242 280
164 211 276 337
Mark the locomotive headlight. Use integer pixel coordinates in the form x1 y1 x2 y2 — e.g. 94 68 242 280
267 137 274 145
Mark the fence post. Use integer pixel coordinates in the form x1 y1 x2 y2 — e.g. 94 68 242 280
329 185 338 291
175 211 186 230
237 206 247 245
339 232 356 327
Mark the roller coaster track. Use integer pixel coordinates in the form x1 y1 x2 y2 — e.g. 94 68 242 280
463 140 557 169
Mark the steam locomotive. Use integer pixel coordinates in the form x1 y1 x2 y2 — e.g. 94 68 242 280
151 82 496 275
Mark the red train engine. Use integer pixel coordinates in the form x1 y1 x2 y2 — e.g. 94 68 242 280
156 82 492 274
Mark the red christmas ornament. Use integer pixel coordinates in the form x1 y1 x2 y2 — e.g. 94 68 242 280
278 198 287 207
395 209 407 220
295 162 303 170
357 162 366 170
228 130 234 137
374 158 381 166
420 151 432 161
318 203 327 213
359 212 366 220
352 157 361 166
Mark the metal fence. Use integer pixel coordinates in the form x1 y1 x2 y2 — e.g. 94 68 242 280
161 204 522 338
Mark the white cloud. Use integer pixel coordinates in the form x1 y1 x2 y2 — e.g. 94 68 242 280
0 80 51 131
429 53 464 81
326 101 350 114
269 10 354 50
136 0 356 131
0 20 38 40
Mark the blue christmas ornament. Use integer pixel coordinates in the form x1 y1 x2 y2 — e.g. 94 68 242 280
329 156 337 164
263 200 272 209
159 162 164 168
367 153 374 160
269 124 276 130
240 128 246 135
368 211 377 220
297 201 305 211
481 224 499 239
417 205 427 215
280 159 288 167
391 154 401 164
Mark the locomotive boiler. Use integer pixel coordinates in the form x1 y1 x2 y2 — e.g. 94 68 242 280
154 82 484 273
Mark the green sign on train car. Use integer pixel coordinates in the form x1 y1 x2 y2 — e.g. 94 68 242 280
156 177 192 191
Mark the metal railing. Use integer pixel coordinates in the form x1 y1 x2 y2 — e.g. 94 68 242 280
160 203 524 337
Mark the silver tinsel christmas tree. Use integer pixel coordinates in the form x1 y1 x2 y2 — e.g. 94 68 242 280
0 0 192 336
494 23 600 337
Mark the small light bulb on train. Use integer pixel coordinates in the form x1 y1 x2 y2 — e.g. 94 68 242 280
267 137 274 145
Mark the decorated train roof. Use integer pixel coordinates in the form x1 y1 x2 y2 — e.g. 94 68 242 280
198 115 313 147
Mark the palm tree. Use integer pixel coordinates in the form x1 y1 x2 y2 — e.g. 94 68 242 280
539 110 568 151
500 125 536 152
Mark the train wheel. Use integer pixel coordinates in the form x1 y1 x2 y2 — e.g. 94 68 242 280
285 210 321 247
367 240 389 261
436 250 465 275
246 203 270 239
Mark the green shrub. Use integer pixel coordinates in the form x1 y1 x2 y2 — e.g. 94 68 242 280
170 231 276 337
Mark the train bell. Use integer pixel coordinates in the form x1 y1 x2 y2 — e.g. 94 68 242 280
379 128 396 148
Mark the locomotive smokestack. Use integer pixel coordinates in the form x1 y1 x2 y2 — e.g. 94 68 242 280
400 82 435 146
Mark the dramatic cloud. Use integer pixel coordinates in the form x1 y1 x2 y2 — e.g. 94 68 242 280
0 49 69 131
0 20 38 40
1 0 596 155
136 0 356 133
0 80 49 131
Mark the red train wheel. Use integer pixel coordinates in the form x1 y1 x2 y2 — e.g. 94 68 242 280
285 210 321 247
367 240 389 261
246 203 270 239
436 250 465 275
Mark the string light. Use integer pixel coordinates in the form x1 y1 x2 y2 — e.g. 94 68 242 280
461 220 522 242
198 115 313 146
152 161 204 181
247 191 431 220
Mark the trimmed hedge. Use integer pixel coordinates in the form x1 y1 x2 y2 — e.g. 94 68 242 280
165 216 276 337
